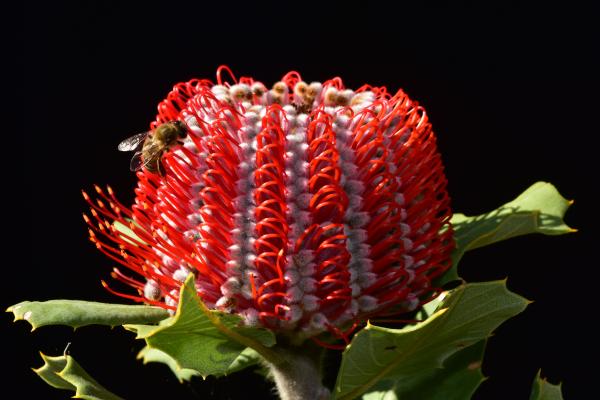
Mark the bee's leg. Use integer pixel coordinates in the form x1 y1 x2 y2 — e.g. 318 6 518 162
157 158 165 176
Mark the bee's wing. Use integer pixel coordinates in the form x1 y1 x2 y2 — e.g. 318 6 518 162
131 143 164 172
129 151 145 171
118 132 148 152
145 142 164 160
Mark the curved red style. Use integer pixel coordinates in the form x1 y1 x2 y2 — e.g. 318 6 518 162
83 66 454 341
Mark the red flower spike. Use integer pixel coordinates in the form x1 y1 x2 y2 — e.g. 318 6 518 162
85 66 454 340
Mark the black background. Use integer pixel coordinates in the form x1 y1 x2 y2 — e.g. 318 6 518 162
9 1 597 399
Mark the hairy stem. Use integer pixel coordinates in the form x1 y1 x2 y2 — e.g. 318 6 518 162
267 343 330 400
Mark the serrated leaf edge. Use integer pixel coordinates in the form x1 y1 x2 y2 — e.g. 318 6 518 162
531 369 564 400
7 300 169 331
136 346 202 383
128 275 284 371
33 352 123 400
336 280 528 400
443 182 575 284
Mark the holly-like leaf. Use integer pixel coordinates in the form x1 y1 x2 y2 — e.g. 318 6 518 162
7 300 169 330
361 340 486 400
34 352 123 400
529 370 564 400
137 346 201 382
125 275 278 378
334 281 528 400
137 346 261 382
441 181 575 284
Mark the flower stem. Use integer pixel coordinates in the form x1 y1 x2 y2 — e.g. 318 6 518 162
267 343 330 400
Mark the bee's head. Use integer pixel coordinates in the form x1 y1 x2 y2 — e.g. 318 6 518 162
155 121 189 144
173 120 189 138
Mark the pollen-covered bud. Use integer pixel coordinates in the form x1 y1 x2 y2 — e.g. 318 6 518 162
268 81 289 105
306 82 322 103
229 84 253 102
336 89 355 106
324 87 339 106
293 81 323 113
293 81 308 101
351 91 376 110
273 81 287 94
251 82 267 98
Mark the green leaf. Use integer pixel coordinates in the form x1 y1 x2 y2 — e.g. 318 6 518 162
137 346 262 382
361 340 486 400
125 275 277 378
415 290 447 321
442 181 575 284
113 219 146 246
35 353 76 391
137 346 201 382
225 347 263 375
7 300 169 330
529 370 564 400
334 281 528 400
34 352 123 400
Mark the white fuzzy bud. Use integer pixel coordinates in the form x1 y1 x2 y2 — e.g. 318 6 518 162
293 250 315 267
286 286 304 303
309 313 328 330
284 269 301 285
220 277 241 296
144 280 162 301
241 308 260 327
358 295 378 312
300 277 318 293
173 268 192 282
302 295 320 312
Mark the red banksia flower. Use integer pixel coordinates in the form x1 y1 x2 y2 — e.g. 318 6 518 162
83 66 454 342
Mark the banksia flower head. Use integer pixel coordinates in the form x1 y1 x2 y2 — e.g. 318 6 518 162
83 66 454 342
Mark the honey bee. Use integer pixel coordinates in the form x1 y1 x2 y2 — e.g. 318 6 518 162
118 121 188 175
